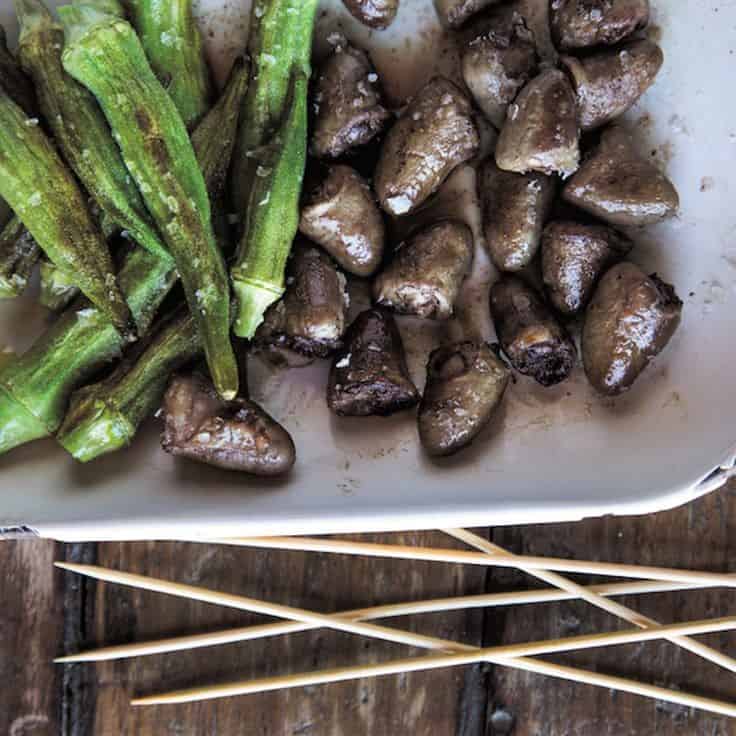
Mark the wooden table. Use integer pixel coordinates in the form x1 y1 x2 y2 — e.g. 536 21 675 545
3 481 736 735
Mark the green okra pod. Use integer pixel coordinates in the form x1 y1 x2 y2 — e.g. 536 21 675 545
16 0 173 267
57 309 200 461
125 0 212 129
230 72 309 337
0 215 40 298
0 57 250 454
56 58 251 461
191 55 250 206
230 0 316 210
229 0 317 338
0 245 177 452
0 90 133 337
0 25 36 114
60 2 238 399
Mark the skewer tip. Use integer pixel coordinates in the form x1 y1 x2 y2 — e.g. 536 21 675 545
131 696 165 706
54 561 80 571
54 654 85 663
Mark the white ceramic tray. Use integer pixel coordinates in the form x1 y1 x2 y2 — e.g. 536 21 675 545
0 0 734 541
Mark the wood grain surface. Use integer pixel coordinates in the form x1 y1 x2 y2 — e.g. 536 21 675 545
2 482 736 735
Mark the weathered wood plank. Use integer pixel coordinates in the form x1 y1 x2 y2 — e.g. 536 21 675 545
77 532 489 735
486 480 736 736
0 538 63 736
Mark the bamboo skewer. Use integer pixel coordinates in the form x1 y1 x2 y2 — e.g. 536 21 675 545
444 527 736 674
55 577 709 663
54 563 459 653
203 535 736 588
56 562 736 717
129 650 736 717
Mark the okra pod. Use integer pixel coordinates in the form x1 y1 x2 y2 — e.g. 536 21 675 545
230 0 316 210
60 2 237 399
0 56 249 454
0 90 133 337
0 215 40 298
0 25 36 114
229 0 317 338
231 72 309 337
0 245 177 453
125 0 212 128
57 309 200 461
57 59 251 460
16 0 173 267
191 56 250 206
0 20 35 244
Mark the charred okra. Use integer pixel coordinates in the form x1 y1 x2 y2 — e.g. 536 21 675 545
16 0 173 267
0 61 247 454
230 0 317 208
57 309 200 461
60 1 238 399
126 0 213 128
0 90 132 337
229 0 318 338
0 245 177 453
0 216 39 298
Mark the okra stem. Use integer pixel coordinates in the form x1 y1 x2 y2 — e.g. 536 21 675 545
60 2 237 399
0 90 133 338
39 258 79 311
0 245 177 453
125 0 212 129
229 0 317 338
15 0 173 267
0 57 249 454
57 310 199 461
0 216 39 298
231 72 309 337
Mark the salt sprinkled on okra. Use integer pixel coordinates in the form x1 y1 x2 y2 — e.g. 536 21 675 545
59 0 238 399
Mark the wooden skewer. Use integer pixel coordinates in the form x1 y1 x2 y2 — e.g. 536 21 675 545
53 563 457 653
56 562 736 717
201 535 736 588
444 527 736 674
128 614 736 714
131 652 736 716
55 577 707 663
